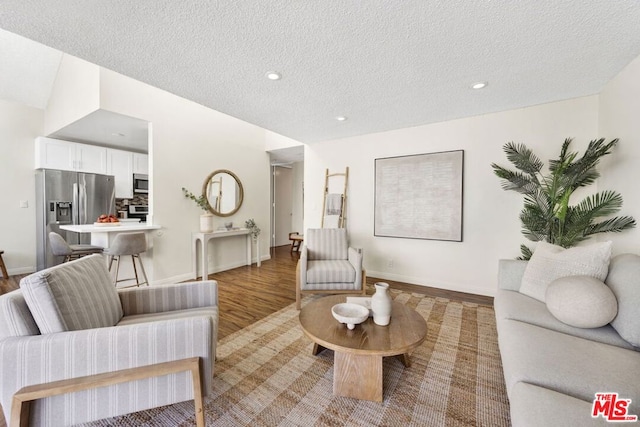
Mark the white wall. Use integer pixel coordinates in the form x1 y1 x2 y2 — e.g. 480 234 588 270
304 96 600 296
0 100 43 274
598 55 640 254
44 54 100 135
291 161 304 234
265 130 304 151
97 68 272 283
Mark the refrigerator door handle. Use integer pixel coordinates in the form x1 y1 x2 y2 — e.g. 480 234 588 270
79 183 87 225
72 183 79 225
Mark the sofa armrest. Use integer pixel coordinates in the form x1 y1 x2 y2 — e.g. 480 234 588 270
498 259 528 291
298 246 308 288
0 316 215 424
348 247 363 288
119 280 218 316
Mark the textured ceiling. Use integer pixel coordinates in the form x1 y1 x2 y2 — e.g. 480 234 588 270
1 1 640 144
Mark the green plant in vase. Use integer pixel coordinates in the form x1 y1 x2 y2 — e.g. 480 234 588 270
182 187 213 232
245 218 260 240
182 187 209 211
491 138 635 260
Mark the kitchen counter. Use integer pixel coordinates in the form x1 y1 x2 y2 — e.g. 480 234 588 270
60 223 161 233
60 223 161 287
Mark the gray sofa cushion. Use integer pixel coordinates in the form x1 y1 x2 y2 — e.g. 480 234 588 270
306 260 356 284
117 306 218 327
606 254 640 347
509 382 607 427
0 290 40 339
545 276 617 328
494 289 635 350
497 319 640 416
306 228 348 260
520 241 612 302
20 255 123 334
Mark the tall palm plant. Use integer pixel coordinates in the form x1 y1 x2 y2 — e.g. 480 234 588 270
492 138 635 259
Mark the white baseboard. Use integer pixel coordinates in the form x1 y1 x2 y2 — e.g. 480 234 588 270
154 253 272 286
365 269 495 297
6 266 36 276
153 272 197 286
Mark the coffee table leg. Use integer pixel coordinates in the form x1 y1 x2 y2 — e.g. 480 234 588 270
312 343 327 355
333 352 383 402
397 353 412 367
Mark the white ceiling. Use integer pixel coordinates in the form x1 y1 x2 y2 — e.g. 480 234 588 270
50 109 150 153
1 1 640 148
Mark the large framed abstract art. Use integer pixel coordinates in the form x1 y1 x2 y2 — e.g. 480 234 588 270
374 150 464 241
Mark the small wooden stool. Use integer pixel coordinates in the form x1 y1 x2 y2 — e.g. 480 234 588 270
288 232 304 254
0 250 8 279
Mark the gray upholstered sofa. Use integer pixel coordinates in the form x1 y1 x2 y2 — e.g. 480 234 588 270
495 253 640 426
0 254 218 426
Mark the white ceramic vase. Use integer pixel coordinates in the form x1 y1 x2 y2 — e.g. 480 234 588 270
371 282 392 326
200 213 214 232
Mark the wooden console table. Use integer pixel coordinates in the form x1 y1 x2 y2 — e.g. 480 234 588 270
192 229 260 281
11 357 205 427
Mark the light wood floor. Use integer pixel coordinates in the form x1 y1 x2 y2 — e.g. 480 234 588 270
1 245 493 339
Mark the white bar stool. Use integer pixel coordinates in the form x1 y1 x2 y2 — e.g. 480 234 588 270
105 232 149 287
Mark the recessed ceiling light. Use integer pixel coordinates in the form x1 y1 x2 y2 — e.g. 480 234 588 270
335 116 348 121
266 71 281 80
471 81 488 90
111 132 126 137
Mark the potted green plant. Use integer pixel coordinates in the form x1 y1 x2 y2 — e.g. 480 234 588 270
182 187 214 232
492 138 635 259
245 218 260 241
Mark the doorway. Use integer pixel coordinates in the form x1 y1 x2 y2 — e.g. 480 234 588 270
272 166 293 247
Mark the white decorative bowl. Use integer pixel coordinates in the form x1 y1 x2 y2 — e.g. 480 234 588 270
331 303 369 330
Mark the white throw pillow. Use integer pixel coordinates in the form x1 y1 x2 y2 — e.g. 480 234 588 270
519 241 612 302
545 275 618 328
605 254 640 347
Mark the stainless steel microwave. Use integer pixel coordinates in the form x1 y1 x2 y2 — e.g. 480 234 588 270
133 173 148 194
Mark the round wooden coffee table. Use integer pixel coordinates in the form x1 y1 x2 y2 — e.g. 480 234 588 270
299 294 427 402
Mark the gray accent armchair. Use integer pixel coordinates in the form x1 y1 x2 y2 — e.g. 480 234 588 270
0 255 218 426
296 228 366 309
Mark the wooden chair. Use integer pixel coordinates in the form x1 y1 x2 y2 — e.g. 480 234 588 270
296 228 366 309
288 232 304 254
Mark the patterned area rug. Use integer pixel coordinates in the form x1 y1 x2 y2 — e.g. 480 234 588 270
86 290 510 426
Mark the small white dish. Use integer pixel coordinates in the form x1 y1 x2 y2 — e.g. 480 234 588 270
331 303 369 330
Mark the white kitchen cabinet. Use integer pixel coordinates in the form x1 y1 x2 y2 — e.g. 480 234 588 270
75 143 107 173
133 153 149 175
106 148 133 198
35 137 74 170
35 137 107 174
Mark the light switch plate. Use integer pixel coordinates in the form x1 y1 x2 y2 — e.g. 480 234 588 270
19 200 28 208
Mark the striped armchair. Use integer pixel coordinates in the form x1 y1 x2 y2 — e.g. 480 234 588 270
0 255 218 426
296 228 366 309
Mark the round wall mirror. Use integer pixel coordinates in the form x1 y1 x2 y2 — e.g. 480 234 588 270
202 169 244 217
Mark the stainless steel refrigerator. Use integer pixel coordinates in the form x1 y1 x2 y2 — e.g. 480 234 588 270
36 169 115 270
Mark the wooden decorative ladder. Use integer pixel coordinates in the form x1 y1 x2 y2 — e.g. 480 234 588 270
321 167 349 228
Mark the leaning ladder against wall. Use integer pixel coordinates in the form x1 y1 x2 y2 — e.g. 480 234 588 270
321 167 349 228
